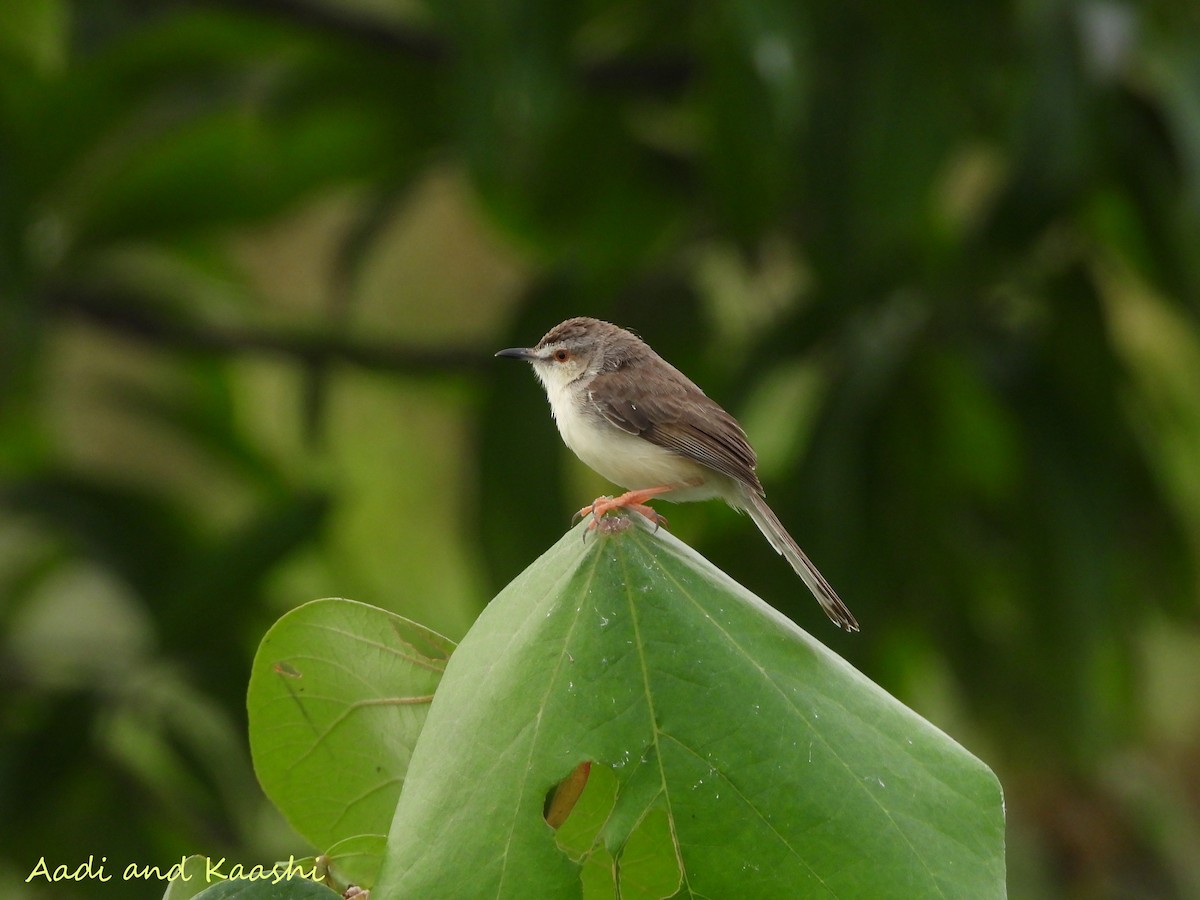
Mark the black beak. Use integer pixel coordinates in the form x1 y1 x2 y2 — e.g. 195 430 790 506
495 347 535 360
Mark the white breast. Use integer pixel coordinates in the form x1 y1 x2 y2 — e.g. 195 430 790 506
543 376 719 500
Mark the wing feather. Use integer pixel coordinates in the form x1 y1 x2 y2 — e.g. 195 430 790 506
586 357 763 495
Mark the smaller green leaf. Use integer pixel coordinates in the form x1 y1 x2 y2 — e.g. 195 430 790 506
162 855 225 900
616 808 681 899
248 598 454 850
555 763 618 861
318 835 386 894
190 876 339 900
554 758 682 898
580 846 616 898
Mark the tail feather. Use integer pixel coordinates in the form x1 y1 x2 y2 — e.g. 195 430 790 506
742 491 860 632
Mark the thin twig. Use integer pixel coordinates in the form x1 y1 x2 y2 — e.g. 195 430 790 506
45 286 489 377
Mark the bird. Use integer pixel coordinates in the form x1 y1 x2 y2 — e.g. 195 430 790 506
495 316 859 632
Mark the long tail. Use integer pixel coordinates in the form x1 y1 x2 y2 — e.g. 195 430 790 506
742 491 860 632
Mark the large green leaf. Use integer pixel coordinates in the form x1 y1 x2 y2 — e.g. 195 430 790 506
247 598 454 851
377 517 1005 897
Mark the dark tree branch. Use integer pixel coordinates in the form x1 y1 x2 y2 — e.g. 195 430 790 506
580 55 696 95
45 286 490 377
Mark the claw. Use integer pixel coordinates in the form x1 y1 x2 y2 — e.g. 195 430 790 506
574 487 674 534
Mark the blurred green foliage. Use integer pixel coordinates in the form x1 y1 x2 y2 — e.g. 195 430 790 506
1 0 1199 897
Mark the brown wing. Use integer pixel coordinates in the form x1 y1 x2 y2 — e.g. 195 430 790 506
586 357 764 495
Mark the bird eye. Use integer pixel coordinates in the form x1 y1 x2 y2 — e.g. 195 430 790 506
553 349 570 362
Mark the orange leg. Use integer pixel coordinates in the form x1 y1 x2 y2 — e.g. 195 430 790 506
576 485 676 530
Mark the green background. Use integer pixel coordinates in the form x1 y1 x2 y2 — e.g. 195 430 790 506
2 1 1199 897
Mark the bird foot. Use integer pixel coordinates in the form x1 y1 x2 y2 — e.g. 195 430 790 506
575 487 672 534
